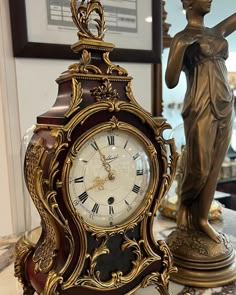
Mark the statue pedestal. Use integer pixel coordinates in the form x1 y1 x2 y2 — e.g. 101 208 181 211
167 229 236 287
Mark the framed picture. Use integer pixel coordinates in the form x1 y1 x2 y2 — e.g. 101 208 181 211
8 0 161 63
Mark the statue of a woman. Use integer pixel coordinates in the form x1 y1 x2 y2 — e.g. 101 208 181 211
165 0 236 243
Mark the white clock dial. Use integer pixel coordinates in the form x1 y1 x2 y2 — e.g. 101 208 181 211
68 128 152 228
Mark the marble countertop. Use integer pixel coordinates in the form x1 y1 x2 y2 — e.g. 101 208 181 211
1 209 236 295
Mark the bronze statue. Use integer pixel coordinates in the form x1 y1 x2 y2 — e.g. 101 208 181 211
165 0 236 243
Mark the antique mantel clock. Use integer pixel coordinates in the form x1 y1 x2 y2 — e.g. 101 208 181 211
15 1 178 294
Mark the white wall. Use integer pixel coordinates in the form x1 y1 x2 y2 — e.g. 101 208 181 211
0 85 13 236
0 0 24 236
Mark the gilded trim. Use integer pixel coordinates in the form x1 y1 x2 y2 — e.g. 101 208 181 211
51 129 87 288
41 271 63 295
61 100 161 138
65 78 84 118
103 52 128 76
63 118 158 236
71 39 114 53
75 234 161 290
56 72 132 84
125 241 177 295
24 133 74 275
14 236 35 295
157 240 177 291
24 139 59 273
68 50 102 75
125 81 141 105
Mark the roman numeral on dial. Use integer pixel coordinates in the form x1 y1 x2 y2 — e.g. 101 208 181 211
73 200 79 207
132 184 140 194
92 203 99 214
124 140 128 149
107 135 115 145
125 200 132 211
74 177 84 183
91 141 98 151
136 169 143 176
133 153 140 160
109 205 114 215
78 191 88 203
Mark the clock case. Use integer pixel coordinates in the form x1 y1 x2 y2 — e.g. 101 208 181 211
14 1 178 294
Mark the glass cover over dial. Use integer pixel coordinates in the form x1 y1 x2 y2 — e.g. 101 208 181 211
68 128 152 228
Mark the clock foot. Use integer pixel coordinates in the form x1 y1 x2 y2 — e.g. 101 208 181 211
14 235 35 295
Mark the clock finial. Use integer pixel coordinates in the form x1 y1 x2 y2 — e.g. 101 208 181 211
70 0 106 41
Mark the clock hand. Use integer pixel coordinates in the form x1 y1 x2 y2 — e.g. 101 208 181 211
96 143 115 180
105 155 119 164
87 176 109 191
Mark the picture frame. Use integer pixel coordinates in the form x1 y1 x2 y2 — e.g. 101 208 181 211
8 0 161 63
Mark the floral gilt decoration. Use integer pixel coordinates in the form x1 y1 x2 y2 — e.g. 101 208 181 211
91 79 120 101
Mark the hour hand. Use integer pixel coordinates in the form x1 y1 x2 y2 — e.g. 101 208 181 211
87 176 109 191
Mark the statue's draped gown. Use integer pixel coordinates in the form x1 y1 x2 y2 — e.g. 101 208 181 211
179 27 234 225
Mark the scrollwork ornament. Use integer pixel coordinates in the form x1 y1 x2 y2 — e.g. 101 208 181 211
33 219 57 273
109 116 120 129
139 240 177 295
24 131 73 275
158 240 177 290
140 271 173 295
87 236 110 278
68 50 102 74
103 52 128 76
75 234 160 289
65 78 84 117
125 82 140 105
70 0 106 41
24 140 59 274
141 272 162 290
41 271 63 295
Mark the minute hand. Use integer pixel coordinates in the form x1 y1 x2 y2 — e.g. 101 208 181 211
97 146 114 180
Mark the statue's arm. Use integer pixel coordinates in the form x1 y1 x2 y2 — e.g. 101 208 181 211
165 36 185 89
165 32 196 89
214 13 236 37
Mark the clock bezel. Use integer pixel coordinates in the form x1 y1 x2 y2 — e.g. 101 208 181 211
62 118 159 234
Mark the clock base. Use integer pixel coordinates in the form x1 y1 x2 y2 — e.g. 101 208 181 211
167 229 236 287
15 229 176 295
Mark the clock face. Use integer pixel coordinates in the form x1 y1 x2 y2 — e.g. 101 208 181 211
68 128 153 228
